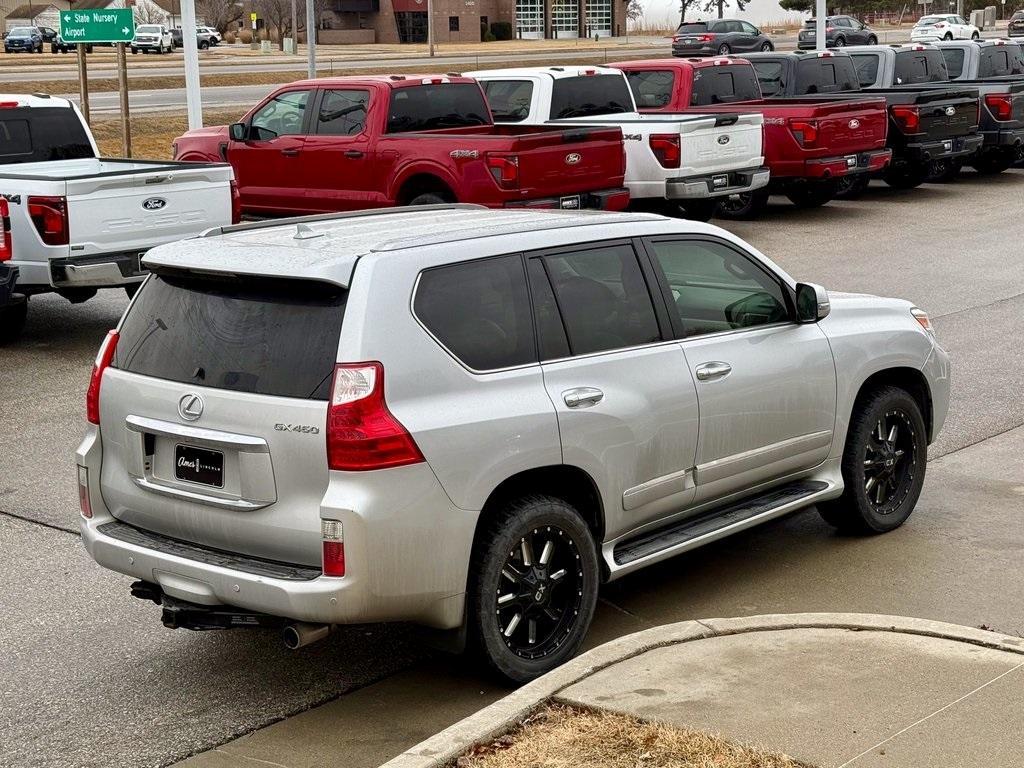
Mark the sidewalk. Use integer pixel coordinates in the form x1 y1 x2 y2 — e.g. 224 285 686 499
386 615 1024 768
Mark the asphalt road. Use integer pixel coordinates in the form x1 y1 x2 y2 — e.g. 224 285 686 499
2 172 1023 767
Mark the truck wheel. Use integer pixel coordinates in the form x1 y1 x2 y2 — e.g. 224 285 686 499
407 192 449 206
199 40 210 50
835 174 870 200
679 199 719 221
970 150 1014 175
0 298 28 345
818 385 927 534
883 164 926 190
468 495 599 683
131 47 138 54
785 179 838 209
716 189 769 220
926 158 961 183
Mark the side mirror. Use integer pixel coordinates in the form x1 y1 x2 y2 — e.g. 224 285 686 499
796 282 830 323
229 123 248 142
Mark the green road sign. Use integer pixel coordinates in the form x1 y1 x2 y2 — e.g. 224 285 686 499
59 8 135 44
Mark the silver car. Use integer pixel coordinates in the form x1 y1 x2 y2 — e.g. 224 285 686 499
76 206 950 682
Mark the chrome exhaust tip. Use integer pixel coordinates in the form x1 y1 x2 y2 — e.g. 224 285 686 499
282 622 333 650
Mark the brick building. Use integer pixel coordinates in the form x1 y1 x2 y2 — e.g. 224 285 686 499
320 0 625 45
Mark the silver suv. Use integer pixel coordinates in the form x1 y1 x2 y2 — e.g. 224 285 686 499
76 206 950 682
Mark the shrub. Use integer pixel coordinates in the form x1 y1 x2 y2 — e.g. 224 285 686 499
490 21 514 40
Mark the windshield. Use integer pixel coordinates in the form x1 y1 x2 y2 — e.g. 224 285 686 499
8 27 35 35
137 25 161 33
386 83 490 132
550 74 633 119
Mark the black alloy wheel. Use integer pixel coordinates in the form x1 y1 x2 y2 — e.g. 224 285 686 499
861 410 918 515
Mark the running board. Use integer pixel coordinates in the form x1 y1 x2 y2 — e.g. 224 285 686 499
613 480 831 566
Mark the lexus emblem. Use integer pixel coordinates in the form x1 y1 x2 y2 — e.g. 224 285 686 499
945 106 956 116
565 152 581 165
717 135 730 145
178 393 204 422
848 119 861 129
142 197 167 211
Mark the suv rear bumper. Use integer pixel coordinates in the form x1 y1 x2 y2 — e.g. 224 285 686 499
666 167 770 199
904 134 984 163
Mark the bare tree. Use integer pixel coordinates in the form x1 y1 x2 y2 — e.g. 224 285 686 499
196 0 244 33
626 0 644 22
133 1 168 25
255 0 293 49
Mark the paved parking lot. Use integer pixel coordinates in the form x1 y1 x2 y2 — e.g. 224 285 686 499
2 171 1023 767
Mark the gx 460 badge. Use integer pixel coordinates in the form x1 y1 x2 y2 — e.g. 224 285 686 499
275 423 320 434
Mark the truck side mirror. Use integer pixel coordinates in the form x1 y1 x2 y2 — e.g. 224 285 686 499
229 123 248 142
796 283 830 323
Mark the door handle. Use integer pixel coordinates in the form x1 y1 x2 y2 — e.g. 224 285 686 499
563 387 604 408
695 362 732 382
344 150 364 158
281 149 300 157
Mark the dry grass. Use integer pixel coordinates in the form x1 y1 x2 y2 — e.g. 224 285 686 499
90 109 243 159
454 703 813 768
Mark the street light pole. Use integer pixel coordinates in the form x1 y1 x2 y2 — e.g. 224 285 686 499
815 0 826 52
307 0 316 78
291 0 297 53
427 0 435 56
180 0 203 129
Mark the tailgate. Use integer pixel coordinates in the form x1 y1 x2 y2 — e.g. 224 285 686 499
512 126 626 195
66 164 233 256
911 91 980 139
783 100 888 154
676 113 764 176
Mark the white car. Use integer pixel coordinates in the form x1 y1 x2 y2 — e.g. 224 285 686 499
911 15 980 42
196 26 222 44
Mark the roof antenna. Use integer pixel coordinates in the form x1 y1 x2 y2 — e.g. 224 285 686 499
294 223 324 240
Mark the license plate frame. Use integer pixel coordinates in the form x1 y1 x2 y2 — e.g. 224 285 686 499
174 444 225 489
711 173 730 190
559 195 581 210
942 140 953 152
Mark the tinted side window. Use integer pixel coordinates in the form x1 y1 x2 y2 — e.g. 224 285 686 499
689 65 761 105
796 58 860 93
543 244 660 356
624 70 675 109
482 80 535 121
852 54 880 87
647 239 789 337
740 21 758 34
0 107 94 165
940 48 966 79
550 75 633 119
414 255 536 371
978 49 1010 77
250 90 310 139
315 89 369 135
895 51 949 84
527 258 570 360
387 83 490 133
751 61 785 96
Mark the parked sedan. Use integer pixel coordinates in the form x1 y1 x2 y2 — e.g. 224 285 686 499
171 26 219 49
672 19 773 57
911 14 980 42
797 16 877 49
1010 11 1024 38
3 26 43 53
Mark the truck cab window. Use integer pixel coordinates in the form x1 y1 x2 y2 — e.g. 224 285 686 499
940 48 965 79
482 80 535 122
852 54 880 87
689 65 760 105
316 90 370 136
250 90 310 140
750 61 784 96
623 70 674 109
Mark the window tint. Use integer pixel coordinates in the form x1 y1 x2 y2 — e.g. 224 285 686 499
0 107 94 165
250 90 310 139
852 54 880 87
677 22 708 33
647 239 789 337
978 49 1011 77
689 65 761 105
550 75 633 119
894 50 949 84
624 70 674 109
387 83 490 132
542 244 660 356
740 21 758 34
315 89 369 135
795 57 860 93
834 17 851 27
115 274 346 400
940 47 965 78
751 61 784 96
414 255 536 370
527 258 570 360
482 80 535 121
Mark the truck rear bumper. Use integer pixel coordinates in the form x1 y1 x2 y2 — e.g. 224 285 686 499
980 127 1024 147
904 134 984 163
0 264 21 308
666 167 770 200
50 251 147 289
504 187 630 211
804 148 892 178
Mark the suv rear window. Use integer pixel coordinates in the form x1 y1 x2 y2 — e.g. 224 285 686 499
115 273 346 400
0 107 94 164
386 83 490 132
688 64 761 105
677 23 708 33
550 75 633 119
894 50 949 84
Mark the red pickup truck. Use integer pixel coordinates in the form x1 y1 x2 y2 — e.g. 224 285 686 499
173 75 629 216
611 58 892 218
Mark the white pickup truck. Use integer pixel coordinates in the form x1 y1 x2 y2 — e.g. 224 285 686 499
466 65 769 220
0 95 236 321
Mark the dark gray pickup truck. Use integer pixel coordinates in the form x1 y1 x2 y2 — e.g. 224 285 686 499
741 50 982 192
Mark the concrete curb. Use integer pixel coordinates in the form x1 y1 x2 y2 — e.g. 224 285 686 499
379 613 1024 768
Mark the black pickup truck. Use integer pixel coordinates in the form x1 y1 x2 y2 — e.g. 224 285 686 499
740 50 982 192
0 199 26 344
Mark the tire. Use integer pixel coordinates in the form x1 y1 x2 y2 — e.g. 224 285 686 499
970 149 1014 175
818 385 928 534
715 189 770 220
926 158 961 183
0 298 28 345
883 164 926 190
131 47 138 54
407 192 449 206
760 41 773 52
51 45 58 54
468 495 600 683
199 40 210 50
835 173 870 200
679 199 720 221
867 35 878 45
943 33 953 41
971 31 980 40
157 43 164 54
834 36 846 48
785 179 838 209
717 43 731 55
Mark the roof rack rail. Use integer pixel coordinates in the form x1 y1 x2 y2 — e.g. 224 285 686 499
198 204 486 239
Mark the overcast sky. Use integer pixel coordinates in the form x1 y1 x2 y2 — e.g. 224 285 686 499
637 0 809 28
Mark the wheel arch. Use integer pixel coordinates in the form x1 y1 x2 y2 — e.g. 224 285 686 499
852 367 934 442
393 169 458 205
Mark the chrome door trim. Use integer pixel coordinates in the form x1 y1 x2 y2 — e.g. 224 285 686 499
694 429 833 486
623 467 696 511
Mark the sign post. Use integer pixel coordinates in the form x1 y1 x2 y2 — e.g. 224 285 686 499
116 42 131 157
76 43 90 125
307 0 316 79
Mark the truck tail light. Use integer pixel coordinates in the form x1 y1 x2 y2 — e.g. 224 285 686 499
321 519 345 577
77 466 92 519
891 105 920 133
789 119 819 147
27 195 69 246
985 93 1013 121
486 153 519 189
326 362 424 471
86 330 119 425
0 198 10 262
230 179 241 224
649 134 681 168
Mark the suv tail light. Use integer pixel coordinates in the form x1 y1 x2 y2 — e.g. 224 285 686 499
486 153 519 190
788 119 819 147
27 195 69 246
696 34 714 41
321 519 345 577
649 134 681 168
230 179 242 224
985 93 1013 121
86 330 119 425
326 362 423 471
891 105 920 133
0 198 10 262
